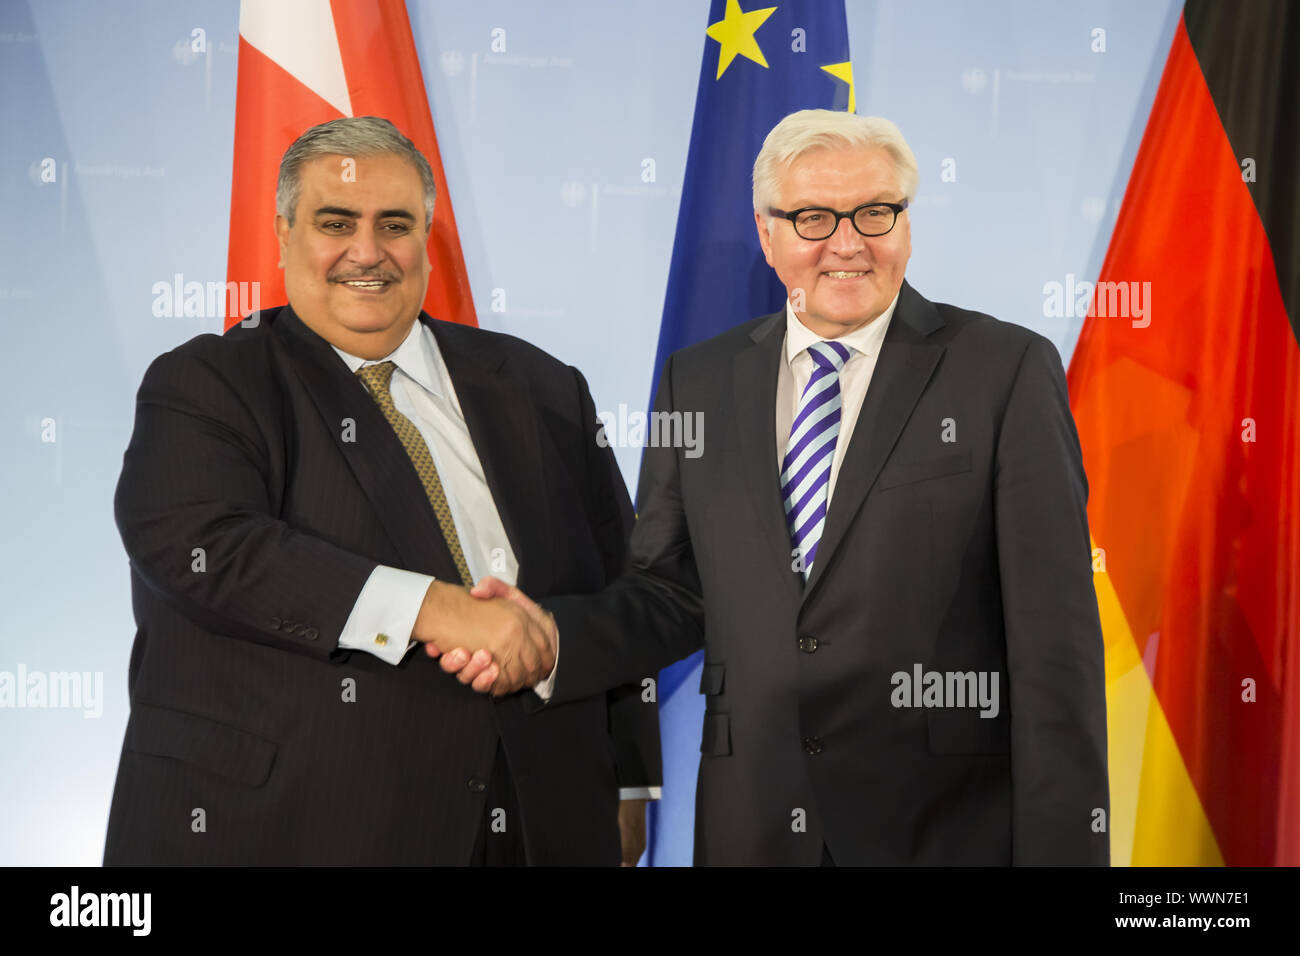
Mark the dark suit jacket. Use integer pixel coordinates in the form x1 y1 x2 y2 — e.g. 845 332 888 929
544 280 1110 865
104 304 660 865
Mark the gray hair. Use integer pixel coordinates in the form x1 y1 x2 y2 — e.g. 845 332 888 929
276 116 437 230
753 109 919 227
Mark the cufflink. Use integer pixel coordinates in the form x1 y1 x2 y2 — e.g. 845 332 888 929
374 633 390 647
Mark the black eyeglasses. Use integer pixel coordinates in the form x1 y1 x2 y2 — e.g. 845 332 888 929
768 199 909 240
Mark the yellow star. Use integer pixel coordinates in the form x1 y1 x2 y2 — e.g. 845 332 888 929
706 0 778 80
820 60 856 113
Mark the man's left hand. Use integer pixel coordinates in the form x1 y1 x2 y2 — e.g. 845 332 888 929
619 799 647 867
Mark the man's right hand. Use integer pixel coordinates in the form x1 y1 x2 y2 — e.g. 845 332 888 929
412 581 555 696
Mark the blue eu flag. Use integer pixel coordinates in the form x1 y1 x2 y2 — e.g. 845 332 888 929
646 0 853 866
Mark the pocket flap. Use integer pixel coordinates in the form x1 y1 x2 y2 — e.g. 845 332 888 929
700 712 732 756
878 453 973 491
127 702 277 788
698 661 726 696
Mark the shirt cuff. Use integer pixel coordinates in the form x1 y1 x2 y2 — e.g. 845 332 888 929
531 622 559 701
337 566 435 665
619 787 662 801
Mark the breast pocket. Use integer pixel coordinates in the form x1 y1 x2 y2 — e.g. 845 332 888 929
877 453 972 492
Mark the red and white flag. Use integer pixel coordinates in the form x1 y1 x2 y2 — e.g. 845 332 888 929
225 0 476 330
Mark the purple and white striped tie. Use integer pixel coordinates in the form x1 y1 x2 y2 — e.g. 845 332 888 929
781 340 854 578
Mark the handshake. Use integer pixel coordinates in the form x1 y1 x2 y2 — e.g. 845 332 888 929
412 577 556 696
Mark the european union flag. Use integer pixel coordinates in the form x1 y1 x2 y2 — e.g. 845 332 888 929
646 0 852 867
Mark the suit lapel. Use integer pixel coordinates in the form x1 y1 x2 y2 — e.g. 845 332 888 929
431 318 553 599
733 311 804 606
271 306 461 579
803 282 946 600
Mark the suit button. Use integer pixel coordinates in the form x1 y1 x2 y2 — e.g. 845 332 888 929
798 636 818 653
467 777 487 793
270 617 282 630
304 627 319 640
803 736 823 755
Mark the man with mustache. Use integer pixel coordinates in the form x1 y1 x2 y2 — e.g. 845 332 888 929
105 116 659 866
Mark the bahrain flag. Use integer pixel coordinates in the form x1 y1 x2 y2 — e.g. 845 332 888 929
224 0 475 331
1068 0 1298 865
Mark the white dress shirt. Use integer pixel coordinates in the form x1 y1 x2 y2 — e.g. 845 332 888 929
330 318 524 661
775 291 899 501
329 319 580 767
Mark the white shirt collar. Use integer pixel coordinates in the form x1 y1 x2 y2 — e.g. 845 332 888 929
331 316 443 399
784 289 900 367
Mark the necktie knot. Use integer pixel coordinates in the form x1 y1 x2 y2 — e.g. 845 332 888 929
807 340 852 372
356 360 398 396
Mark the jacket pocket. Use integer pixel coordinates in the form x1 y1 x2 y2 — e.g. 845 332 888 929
926 709 1009 755
700 712 732 756
127 702 278 788
877 453 972 491
698 661 726 696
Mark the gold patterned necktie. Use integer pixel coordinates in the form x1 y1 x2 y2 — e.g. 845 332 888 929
355 361 474 587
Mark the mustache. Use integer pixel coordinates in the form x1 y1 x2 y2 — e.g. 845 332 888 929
330 272 401 282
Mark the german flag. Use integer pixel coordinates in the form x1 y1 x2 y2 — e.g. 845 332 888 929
1068 0 1298 865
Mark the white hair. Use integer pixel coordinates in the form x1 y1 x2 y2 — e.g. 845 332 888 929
752 109 919 229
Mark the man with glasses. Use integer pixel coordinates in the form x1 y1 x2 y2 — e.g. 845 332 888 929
454 108 1110 866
